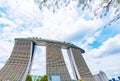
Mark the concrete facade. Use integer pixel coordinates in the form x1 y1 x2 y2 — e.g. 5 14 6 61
0 37 95 81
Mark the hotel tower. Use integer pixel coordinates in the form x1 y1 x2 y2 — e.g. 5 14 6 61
0 37 95 81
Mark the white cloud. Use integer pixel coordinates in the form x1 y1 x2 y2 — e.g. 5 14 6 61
0 40 13 62
83 34 120 78
83 53 120 79
0 40 13 70
0 0 104 41
30 46 46 75
89 34 120 57
0 17 16 27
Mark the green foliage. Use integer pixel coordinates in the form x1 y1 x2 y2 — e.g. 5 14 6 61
36 79 40 81
78 79 84 81
26 75 32 81
40 75 48 81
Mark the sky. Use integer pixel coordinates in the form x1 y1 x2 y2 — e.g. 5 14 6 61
0 0 120 80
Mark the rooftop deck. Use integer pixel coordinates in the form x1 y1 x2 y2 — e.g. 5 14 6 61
15 37 85 53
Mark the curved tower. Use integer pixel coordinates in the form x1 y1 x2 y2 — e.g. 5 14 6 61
0 37 95 81
0 39 34 81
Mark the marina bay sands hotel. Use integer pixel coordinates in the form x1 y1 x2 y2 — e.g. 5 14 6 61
0 37 95 81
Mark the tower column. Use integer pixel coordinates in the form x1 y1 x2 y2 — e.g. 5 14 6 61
70 48 95 81
46 43 72 81
67 48 80 80
0 40 34 81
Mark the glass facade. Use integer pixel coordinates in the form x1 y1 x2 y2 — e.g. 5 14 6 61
32 75 43 81
51 75 60 81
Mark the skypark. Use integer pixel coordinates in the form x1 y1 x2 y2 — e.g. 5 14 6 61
16 37 85 53
0 38 94 81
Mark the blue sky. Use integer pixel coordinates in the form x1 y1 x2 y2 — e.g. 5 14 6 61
0 0 120 80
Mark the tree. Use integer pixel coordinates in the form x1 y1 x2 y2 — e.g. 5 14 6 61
36 79 40 81
40 75 48 81
25 75 32 81
34 0 120 28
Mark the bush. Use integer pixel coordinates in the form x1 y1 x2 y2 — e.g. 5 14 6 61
78 79 84 81
26 75 32 81
40 75 48 81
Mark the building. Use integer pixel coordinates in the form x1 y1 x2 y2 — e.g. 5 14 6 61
0 37 95 81
93 70 109 81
